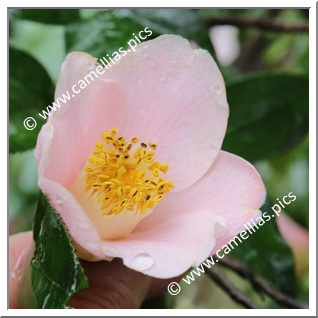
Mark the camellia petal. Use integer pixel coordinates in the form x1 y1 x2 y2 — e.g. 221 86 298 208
35 53 127 189
100 212 227 278
101 35 229 191
137 150 266 254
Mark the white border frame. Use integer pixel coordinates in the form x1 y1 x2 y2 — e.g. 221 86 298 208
3 1 316 316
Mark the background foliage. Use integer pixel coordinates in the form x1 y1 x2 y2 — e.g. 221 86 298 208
9 8 309 309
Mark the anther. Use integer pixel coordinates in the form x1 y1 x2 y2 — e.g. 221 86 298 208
131 136 139 143
149 143 157 150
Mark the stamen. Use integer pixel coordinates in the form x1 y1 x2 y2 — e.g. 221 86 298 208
84 127 174 216
131 136 139 143
149 142 157 150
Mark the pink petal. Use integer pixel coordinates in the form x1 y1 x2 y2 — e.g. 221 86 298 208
101 35 229 191
35 53 126 189
35 53 128 260
101 212 227 278
277 212 309 275
138 150 266 253
39 178 105 260
277 212 309 250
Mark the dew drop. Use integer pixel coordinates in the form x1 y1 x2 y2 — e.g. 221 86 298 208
168 59 183 73
213 83 222 94
131 253 154 271
10 250 26 280
56 196 63 204
86 240 99 249
79 219 91 229
160 77 166 82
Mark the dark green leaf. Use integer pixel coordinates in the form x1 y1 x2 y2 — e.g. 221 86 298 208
121 9 215 55
222 73 309 162
231 199 296 295
65 9 215 59
197 8 267 18
9 9 80 25
31 192 88 308
141 292 173 309
65 10 144 58
9 47 54 153
258 136 309 228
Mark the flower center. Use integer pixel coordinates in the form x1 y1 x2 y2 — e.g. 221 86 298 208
84 127 174 216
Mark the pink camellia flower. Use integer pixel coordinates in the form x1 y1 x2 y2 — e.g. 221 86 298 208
35 35 266 279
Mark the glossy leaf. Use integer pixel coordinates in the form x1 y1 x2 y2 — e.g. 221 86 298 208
120 9 215 55
65 10 143 58
231 199 296 295
65 9 215 59
9 47 54 152
257 136 309 228
31 192 88 308
9 9 80 25
222 73 309 162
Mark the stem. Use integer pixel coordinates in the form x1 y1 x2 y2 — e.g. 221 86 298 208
206 266 261 309
218 257 308 309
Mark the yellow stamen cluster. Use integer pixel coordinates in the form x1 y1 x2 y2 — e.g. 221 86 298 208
84 128 174 216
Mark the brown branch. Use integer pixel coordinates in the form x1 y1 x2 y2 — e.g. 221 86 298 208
218 257 308 309
204 16 309 33
206 266 261 309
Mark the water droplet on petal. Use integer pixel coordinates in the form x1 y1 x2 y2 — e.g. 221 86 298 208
131 253 154 271
86 240 99 249
213 83 222 94
11 248 28 280
168 59 183 73
160 77 166 82
79 219 91 229
56 196 63 204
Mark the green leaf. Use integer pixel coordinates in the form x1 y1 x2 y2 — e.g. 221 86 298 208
65 9 215 59
222 73 309 162
9 9 80 24
9 47 54 153
30 192 88 308
197 8 267 18
120 9 215 55
141 292 173 309
231 199 296 295
65 10 144 58
257 136 309 228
